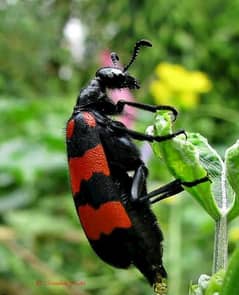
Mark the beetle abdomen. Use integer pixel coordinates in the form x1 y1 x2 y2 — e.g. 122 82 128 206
66 111 133 267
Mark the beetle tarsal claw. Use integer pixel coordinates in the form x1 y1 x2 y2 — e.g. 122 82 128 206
153 277 167 295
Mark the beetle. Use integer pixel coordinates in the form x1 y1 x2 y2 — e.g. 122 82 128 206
66 40 208 292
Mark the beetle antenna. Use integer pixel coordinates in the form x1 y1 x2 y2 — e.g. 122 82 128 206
111 52 120 67
123 39 152 72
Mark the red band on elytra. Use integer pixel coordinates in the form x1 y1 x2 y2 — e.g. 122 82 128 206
78 202 132 240
83 112 96 127
66 119 75 139
69 144 110 194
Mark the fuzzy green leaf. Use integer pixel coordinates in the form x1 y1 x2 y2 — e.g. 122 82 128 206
205 270 224 295
189 271 224 295
152 111 221 220
225 140 239 221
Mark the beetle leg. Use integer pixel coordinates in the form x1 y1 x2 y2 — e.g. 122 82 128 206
140 176 209 204
110 123 186 143
116 100 178 120
148 180 185 204
131 164 148 202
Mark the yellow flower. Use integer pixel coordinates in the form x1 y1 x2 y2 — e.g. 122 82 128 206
189 71 212 93
179 92 200 109
150 80 172 104
150 62 212 109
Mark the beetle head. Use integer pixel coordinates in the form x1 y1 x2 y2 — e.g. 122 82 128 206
96 67 140 89
96 40 152 90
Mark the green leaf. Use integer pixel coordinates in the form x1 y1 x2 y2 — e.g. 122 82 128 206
221 247 239 295
189 274 211 295
152 111 221 220
205 270 224 295
225 140 239 221
189 271 224 295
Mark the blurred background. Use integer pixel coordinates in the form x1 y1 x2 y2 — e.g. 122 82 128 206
1 0 239 294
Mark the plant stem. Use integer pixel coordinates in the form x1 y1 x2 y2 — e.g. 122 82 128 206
213 157 228 273
212 215 228 273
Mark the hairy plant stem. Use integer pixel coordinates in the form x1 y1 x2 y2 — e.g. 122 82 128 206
212 157 228 273
213 215 228 273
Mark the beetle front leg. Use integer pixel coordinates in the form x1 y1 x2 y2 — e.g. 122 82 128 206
116 100 178 120
111 122 186 143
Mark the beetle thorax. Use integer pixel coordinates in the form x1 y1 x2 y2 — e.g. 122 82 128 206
76 78 104 106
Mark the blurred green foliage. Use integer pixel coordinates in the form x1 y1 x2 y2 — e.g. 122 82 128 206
1 0 239 294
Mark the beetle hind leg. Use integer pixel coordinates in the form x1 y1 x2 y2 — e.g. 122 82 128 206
130 164 148 202
145 176 209 204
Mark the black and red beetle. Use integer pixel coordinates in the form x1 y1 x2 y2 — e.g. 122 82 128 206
66 40 208 291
